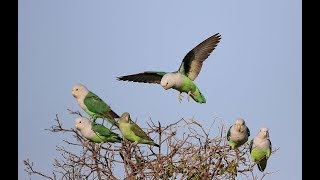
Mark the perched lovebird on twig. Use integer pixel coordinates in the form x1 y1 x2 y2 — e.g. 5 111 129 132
118 112 159 147
227 118 250 149
250 128 272 172
72 83 119 127
75 117 122 143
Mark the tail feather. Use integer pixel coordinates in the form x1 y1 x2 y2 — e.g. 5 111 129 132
153 142 160 147
115 135 123 142
143 140 160 147
257 158 268 172
191 88 206 104
102 111 120 128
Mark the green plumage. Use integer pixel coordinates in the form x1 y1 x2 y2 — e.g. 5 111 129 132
84 92 119 126
249 128 272 172
91 122 122 143
118 112 159 147
75 117 122 144
179 75 206 103
116 33 221 104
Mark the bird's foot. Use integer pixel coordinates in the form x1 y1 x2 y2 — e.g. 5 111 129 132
84 140 90 148
187 91 193 102
235 148 240 159
131 142 138 149
178 93 183 103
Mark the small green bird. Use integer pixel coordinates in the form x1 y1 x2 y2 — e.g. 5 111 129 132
227 118 250 149
118 112 159 147
117 33 221 104
75 117 122 143
72 83 119 127
249 127 272 172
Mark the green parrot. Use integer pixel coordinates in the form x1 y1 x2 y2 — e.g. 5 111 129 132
117 33 221 104
249 127 272 172
227 118 250 149
75 117 122 143
72 83 119 127
118 112 159 147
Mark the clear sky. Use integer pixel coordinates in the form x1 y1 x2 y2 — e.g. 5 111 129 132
18 0 301 179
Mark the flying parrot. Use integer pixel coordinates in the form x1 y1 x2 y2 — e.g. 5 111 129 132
72 83 119 127
227 118 250 149
118 112 159 147
75 117 122 143
117 33 221 104
249 127 272 172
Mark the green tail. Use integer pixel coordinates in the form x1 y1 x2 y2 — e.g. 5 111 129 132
191 87 206 104
108 135 123 143
151 142 160 147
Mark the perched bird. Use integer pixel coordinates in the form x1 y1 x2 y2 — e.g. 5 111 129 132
250 128 272 172
75 117 122 143
118 112 159 147
227 118 250 149
117 33 221 104
72 83 119 127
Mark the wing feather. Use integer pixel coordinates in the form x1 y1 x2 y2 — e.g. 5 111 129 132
178 33 221 80
130 122 153 141
117 71 166 84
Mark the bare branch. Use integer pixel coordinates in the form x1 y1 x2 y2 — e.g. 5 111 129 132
24 111 279 179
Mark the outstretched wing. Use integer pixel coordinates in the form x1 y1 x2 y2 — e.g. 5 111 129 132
178 33 221 81
117 71 167 84
130 122 153 141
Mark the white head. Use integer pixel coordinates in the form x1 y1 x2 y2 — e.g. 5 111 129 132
234 118 246 132
258 127 269 139
72 83 89 99
75 117 92 131
160 73 176 90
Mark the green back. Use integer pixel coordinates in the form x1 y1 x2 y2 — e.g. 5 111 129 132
130 122 153 141
91 122 122 143
84 92 110 114
91 122 113 137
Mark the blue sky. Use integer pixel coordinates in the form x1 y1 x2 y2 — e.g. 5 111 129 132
19 1 301 179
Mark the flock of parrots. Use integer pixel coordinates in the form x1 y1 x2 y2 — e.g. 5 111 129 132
71 33 272 173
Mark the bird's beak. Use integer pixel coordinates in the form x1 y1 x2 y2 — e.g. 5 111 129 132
161 84 167 90
236 124 241 131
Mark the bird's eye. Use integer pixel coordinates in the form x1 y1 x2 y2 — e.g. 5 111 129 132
79 121 81 123
76 88 79 91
